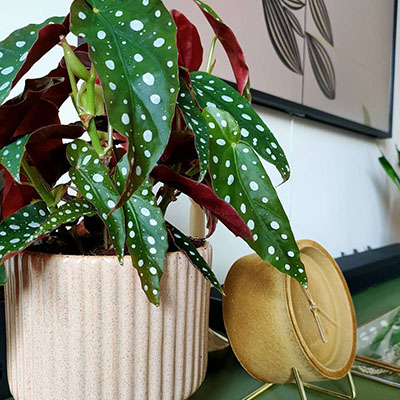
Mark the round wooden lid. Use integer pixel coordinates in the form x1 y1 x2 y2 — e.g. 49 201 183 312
286 240 357 379
222 239 357 383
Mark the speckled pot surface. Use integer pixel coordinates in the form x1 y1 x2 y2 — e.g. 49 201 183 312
4 244 211 400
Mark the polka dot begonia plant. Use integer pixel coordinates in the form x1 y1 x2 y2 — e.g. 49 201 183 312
0 0 306 306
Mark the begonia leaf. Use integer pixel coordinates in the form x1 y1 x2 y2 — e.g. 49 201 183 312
166 221 223 294
70 0 179 207
115 155 168 306
171 9 203 72
191 72 290 182
177 79 210 181
67 139 125 263
0 16 66 105
203 107 307 286
151 165 252 240
193 0 249 94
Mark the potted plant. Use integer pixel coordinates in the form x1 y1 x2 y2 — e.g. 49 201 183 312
0 0 307 399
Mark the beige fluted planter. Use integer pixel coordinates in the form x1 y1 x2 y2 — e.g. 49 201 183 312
4 244 212 400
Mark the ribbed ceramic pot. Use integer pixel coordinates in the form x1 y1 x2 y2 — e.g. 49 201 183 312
4 243 212 400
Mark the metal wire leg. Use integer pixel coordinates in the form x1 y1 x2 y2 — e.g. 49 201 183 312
292 368 356 400
242 383 274 400
241 370 356 399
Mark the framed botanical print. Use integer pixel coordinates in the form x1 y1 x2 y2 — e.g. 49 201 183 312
165 0 397 138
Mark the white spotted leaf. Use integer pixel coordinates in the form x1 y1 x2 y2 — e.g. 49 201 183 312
177 79 210 181
27 199 96 242
114 155 168 306
191 72 290 182
70 0 179 207
203 107 307 286
67 139 125 263
0 135 30 183
0 16 65 105
167 222 224 294
0 266 6 285
0 201 49 266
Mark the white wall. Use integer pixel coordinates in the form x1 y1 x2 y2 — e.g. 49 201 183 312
1 2 399 283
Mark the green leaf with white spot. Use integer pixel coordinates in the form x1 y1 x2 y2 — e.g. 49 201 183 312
0 265 6 285
0 16 65 105
191 72 290 182
177 79 210 181
0 135 30 183
28 199 96 242
167 222 224 294
114 155 167 306
203 107 307 286
0 199 94 274
67 139 125 263
70 0 179 207
0 201 49 265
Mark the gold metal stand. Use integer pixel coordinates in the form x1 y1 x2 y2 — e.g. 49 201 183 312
240 281 356 399
242 383 273 400
293 368 356 400
242 370 356 399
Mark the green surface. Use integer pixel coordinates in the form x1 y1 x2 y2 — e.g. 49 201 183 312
4 277 400 400
190 277 400 399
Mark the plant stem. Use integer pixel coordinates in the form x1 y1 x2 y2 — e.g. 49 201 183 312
86 65 104 156
88 118 104 156
159 163 181 214
71 225 84 255
60 37 79 101
103 225 109 249
21 158 56 212
108 122 113 148
67 71 78 105
86 65 96 115
60 36 90 82
185 165 200 177
159 185 175 215
175 107 182 132
206 35 218 73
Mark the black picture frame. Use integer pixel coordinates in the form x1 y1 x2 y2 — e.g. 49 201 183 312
248 0 398 139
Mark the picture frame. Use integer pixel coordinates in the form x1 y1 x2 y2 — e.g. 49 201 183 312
178 0 398 139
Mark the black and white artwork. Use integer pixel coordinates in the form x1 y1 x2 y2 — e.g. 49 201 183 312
165 0 397 138
263 0 336 100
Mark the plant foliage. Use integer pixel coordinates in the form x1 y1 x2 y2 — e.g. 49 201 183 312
0 0 307 305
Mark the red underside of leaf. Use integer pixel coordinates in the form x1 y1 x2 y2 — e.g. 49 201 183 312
204 207 217 238
26 125 84 185
12 15 70 89
178 67 191 87
160 130 197 165
196 5 249 94
171 9 203 72
113 132 128 152
151 165 252 240
0 77 62 149
1 168 38 219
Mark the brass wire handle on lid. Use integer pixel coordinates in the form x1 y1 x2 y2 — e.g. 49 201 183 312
302 286 339 344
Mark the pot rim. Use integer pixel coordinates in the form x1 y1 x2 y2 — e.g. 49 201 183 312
17 241 211 261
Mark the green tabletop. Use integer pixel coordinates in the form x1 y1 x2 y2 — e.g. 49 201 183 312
190 277 400 400
4 277 400 400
